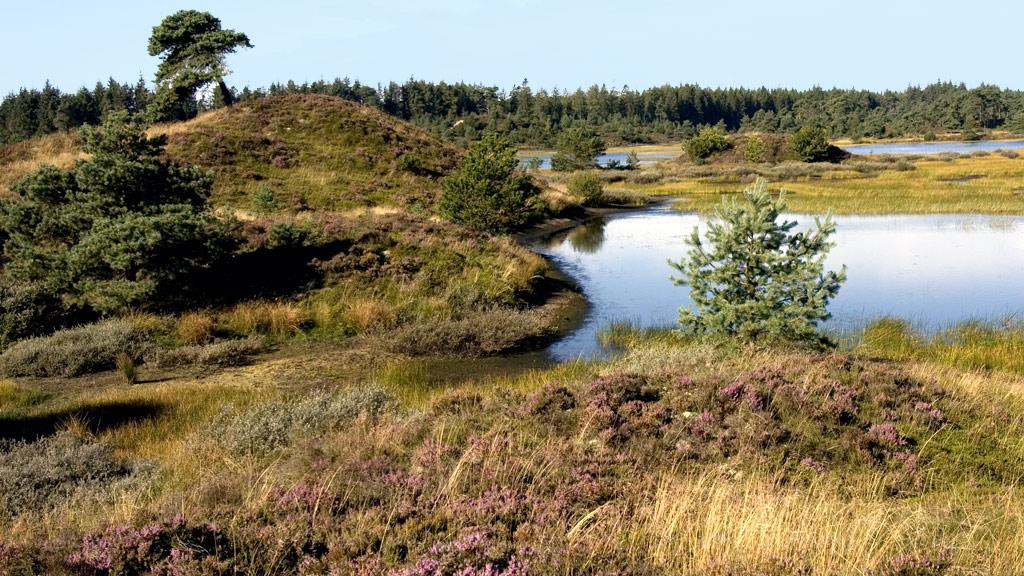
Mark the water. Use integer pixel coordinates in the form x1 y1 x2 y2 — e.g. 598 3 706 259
842 140 1024 155
537 204 1024 360
519 151 675 169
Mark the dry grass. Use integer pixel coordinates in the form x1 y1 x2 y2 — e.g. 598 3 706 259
623 471 1024 574
219 301 308 338
0 131 85 195
175 312 216 345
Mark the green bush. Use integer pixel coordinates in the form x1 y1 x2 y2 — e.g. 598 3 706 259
743 134 767 163
439 133 540 233
212 387 396 456
685 126 729 162
249 185 278 214
670 179 846 343
0 432 139 517
0 319 152 377
0 282 76 346
567 172 605 206
791 126 831 162
146 336 268 369
550 127 606 171
0 113 239 317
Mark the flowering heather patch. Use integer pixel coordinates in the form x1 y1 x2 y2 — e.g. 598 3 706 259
389 529 531 576
870 551 950 576
66 514 230 575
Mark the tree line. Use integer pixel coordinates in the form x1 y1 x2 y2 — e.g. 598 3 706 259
5 78 1024 149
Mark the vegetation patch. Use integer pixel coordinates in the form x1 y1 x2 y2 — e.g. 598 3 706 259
0 319 152 378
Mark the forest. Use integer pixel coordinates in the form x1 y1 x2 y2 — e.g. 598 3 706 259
1 76 1019 147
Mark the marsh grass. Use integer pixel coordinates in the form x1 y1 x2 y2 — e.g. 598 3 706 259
637 153 1024 214
858 318 1024 374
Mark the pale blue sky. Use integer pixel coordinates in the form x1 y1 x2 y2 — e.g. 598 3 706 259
1 1 1019 95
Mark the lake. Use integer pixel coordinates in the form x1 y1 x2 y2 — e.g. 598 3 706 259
842 140 1024 155
519 150 675 169
537 204 1024 360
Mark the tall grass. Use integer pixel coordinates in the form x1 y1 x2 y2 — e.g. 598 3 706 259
857 317 1024 374
637 153 1024 214
623 471 1024 574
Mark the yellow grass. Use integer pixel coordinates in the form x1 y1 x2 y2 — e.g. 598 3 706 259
0 131 85 195
620 471 1024 574
633 153 1024 214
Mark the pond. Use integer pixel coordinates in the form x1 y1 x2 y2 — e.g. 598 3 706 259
519 150 675 169
842 140 1024 155
537 204 1024 360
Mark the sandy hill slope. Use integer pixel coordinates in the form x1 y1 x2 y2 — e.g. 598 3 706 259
0 94 462 210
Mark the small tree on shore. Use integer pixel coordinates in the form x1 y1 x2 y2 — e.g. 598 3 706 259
551 127 606 171
439 133 540 233
670 179 846 343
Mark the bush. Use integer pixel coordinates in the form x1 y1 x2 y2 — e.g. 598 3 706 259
146 336 268 369
0 319 152 377
550 127 606 171
670 178 846 343
567 172 605 206
0 281 77 346
213 387 396 456
791 125 831 162
743 134 767 163
0 113 240 316
439 133 540 233
685 126 729 162
387 308 553 356
0 432 139 517
249 185 278 213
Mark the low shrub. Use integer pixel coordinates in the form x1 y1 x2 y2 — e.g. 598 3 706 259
387 308 553 356
567 172 605 206
146 336 268 370
0 319 152 378
67 514 232 575
0 432 140 517
249 185 278 214
212 387 396 456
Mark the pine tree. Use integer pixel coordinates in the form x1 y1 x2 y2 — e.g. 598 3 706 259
0 113 239 316
439 133 540 233
670 179 846 344
147 10 252 121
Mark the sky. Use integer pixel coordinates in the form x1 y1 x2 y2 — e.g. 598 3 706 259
1 0 1021 96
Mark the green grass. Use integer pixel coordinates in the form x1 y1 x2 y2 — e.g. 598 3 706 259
157 94 462 210
857 317 1024 374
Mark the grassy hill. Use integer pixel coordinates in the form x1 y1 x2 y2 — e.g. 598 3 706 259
1 94 462 211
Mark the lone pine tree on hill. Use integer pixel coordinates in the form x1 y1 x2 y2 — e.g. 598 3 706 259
148 10 252 120
671 179 846 343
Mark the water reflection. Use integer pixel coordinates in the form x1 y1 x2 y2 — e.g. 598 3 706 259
537 204 1024 361
566 217 608 254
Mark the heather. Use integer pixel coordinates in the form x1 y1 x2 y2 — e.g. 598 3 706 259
0 336 1022 574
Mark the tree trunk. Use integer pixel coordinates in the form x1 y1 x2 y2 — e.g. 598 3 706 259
217 79 234 107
